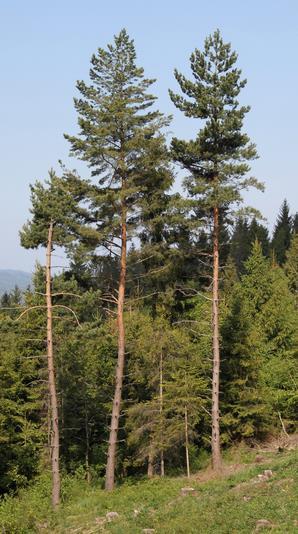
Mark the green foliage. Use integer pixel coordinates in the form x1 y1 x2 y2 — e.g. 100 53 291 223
293 213 298 233
221 241 298 441
249 217 270 256
285 233 298 304
170 29 261 219
57 310 117 474
221 289 268 442
20 169 81 249
125 313 208 475
271 200 292 265
64 29 173 262
0 293 44 494
230 217 269 273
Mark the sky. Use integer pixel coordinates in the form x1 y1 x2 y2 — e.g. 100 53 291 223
0 0 297 271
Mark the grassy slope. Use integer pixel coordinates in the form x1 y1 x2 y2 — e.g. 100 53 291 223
1 447 297 533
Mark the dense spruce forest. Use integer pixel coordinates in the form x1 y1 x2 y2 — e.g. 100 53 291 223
0 29 297 513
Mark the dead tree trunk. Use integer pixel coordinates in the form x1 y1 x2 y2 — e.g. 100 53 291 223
184 405 190 478
105 202 127 491
85 407 91 484
147 447 154 478
46 221 60 507
211 206 221 470
159 351 165 477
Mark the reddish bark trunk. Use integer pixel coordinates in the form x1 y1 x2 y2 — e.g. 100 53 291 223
105 206 127 491
211 206 221 470
46 222 60 507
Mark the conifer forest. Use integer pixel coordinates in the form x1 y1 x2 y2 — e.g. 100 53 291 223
0 28 297 530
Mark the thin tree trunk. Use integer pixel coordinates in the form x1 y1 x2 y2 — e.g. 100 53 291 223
105 203 127 491
47 394 51 462
184 406 190 478
147 447 154 478
85 407 91 484
160 451 164 477
159 351 165 477
211 206 221 470
46 222 60 507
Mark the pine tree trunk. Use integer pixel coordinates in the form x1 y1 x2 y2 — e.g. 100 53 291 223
46 222 60 507
184 406 190 478
211 206 221 470
47 394 51 461
159 351 165 477
105 204 127 491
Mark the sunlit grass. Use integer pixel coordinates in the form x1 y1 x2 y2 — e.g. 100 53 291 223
1 447 297 533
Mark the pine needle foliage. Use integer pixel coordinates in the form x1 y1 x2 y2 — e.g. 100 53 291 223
64 28 173 254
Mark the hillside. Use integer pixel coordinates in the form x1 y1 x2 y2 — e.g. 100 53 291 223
1 441 297 533
0 269 32 294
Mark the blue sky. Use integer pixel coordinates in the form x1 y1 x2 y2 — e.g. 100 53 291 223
0 0 297 271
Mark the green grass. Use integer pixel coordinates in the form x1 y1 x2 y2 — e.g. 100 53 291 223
1 448 297 533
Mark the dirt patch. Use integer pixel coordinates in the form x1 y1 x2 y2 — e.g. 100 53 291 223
193 462 247 482
251 433 298 453
193 434 298 484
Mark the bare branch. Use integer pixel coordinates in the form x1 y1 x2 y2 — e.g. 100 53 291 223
128 265 169 281
51 292 82 298
200 405 212 417
1 306 28 310
278 411 289 438
52 305 82 327
130 254 156 265
103 307 117 316
176 287 212 301
15 305 47 321
126 291 159 303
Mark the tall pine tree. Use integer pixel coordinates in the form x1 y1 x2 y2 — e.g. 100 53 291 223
65 29 173 490
20 170 81 507
169 30 261 469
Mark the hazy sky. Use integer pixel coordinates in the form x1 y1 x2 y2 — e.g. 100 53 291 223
1 0 297 271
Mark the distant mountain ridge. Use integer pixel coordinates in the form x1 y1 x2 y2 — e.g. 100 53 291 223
0 270 32 294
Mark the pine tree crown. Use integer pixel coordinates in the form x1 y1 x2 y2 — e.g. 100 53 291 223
169 29 263 213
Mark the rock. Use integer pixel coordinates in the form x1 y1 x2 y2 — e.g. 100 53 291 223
133 509 140 517
257 469 273 482
106 511 119 521
243 495 251 502
263 469 273 478
143 530 156 533
255 519 273 530
181 487 196 496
